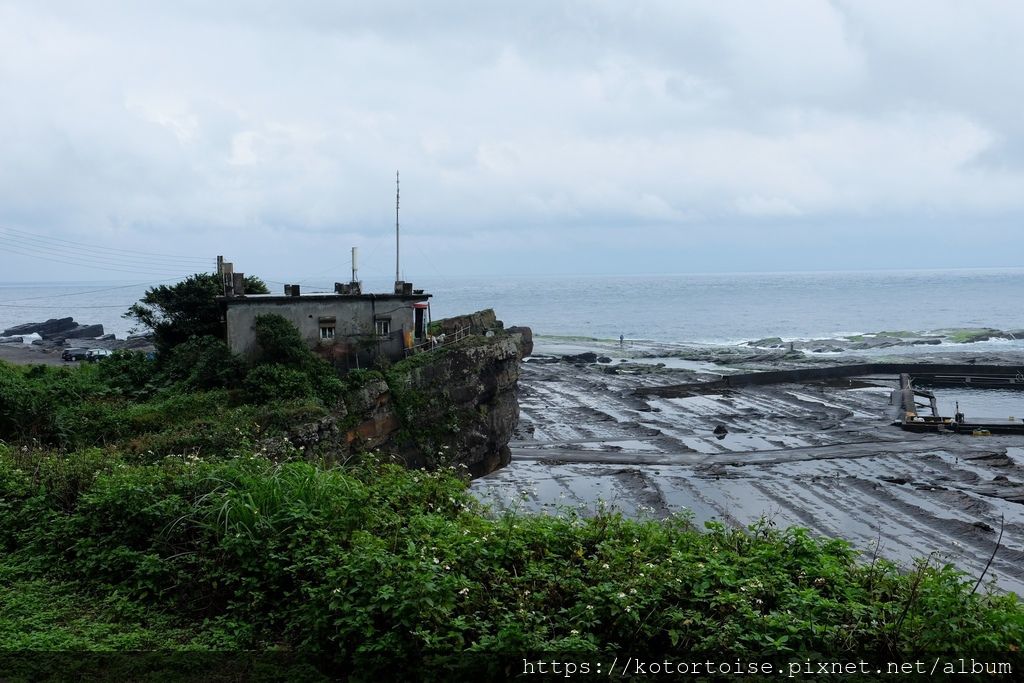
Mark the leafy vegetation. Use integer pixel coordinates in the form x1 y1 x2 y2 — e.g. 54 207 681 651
0 314 338 456
1 290 1021 679
124 272 268 351
0 444 1020 679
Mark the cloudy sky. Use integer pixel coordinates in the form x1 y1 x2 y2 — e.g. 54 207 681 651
1 0 1023 283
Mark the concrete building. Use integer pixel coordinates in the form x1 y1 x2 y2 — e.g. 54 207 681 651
220 280 431 366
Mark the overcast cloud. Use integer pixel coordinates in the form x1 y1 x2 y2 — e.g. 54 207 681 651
1 0 1022 283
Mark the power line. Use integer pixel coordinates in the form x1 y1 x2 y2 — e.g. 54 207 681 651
0 302 137 309
0 277 186 304
0 232 213 273
1 243 200 276
0 224 213 264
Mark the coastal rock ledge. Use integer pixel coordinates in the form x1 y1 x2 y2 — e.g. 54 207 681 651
282 311 529 478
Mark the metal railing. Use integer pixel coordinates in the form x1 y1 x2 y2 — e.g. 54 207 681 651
404 326 470 357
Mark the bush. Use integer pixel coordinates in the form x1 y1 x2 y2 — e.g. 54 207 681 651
159 336 245 391
244 364 314 404
95 350 158 399
250 315 344 406
1 450 1021 679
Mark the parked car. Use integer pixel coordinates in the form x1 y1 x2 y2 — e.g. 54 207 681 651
62 347 89 361
85 348 113 362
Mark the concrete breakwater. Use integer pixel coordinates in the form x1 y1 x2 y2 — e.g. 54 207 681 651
637 363 1024 397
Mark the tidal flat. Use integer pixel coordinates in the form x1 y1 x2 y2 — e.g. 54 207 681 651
473 337 1024 595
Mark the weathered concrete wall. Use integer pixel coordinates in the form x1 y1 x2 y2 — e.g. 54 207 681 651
224 294 425 359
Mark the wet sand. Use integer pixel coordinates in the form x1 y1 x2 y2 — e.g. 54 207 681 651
473 338 1024 595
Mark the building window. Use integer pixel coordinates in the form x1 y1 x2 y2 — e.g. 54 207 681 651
375 319 391 336
320 325 335 340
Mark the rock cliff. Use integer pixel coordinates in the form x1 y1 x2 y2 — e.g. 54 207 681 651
283 313 529 478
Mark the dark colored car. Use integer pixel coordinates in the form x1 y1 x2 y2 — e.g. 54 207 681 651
85 348 113 362
62 347 89 361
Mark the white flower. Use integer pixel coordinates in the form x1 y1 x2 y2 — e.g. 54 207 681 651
459 587 470 596
602 563 609 569
570 629 579 636
617 592 626 599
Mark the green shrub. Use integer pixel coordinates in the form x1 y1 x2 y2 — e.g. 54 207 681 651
95 350 158 398
252 314 310 367
244 363 314 403
159 336 245 391
2 452 1021 679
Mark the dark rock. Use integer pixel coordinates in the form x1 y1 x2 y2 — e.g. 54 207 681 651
98 333 116 341
911 338 942 345
2 317 76 337
597 356 612 363
747 337 784 348
0 336 23 344
285 334 524 479
713 424 728 435
507 325 533 357
563 352 598 363
433 309 501 336
54 324 104 340
126 335 155 349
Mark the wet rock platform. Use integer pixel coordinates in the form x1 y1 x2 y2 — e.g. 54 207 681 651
472 337 1024 595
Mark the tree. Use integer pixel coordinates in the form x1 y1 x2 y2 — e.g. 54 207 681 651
125 273 269 351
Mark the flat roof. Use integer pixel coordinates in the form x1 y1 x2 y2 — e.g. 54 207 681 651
220 292 431 305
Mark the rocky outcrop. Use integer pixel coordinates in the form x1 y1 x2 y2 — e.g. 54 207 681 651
2 318 77 337
283 316 529 478
2 318 106 341
507 326 533 357
432 308 503 337
386 335 522 476
54 324 105 341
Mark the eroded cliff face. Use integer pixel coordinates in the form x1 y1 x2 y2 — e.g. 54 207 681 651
282 314 528 478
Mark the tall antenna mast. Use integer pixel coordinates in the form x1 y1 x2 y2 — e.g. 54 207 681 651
395 170 400 284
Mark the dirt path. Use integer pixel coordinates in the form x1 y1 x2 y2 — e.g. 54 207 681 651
473 343 1024 595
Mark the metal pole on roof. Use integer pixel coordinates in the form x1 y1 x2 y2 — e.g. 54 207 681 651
395 170 400 285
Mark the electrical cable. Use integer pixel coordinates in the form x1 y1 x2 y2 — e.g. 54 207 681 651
0 302 137 309
0 224 213 264
0 277 188 303
0 233 214 273
1 243 199 276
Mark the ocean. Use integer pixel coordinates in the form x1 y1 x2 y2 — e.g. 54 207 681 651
3 268 1024 351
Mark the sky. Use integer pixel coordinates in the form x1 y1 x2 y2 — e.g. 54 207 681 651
1 0 1023 284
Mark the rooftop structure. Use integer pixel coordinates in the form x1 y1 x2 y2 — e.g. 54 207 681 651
218 256 431 367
